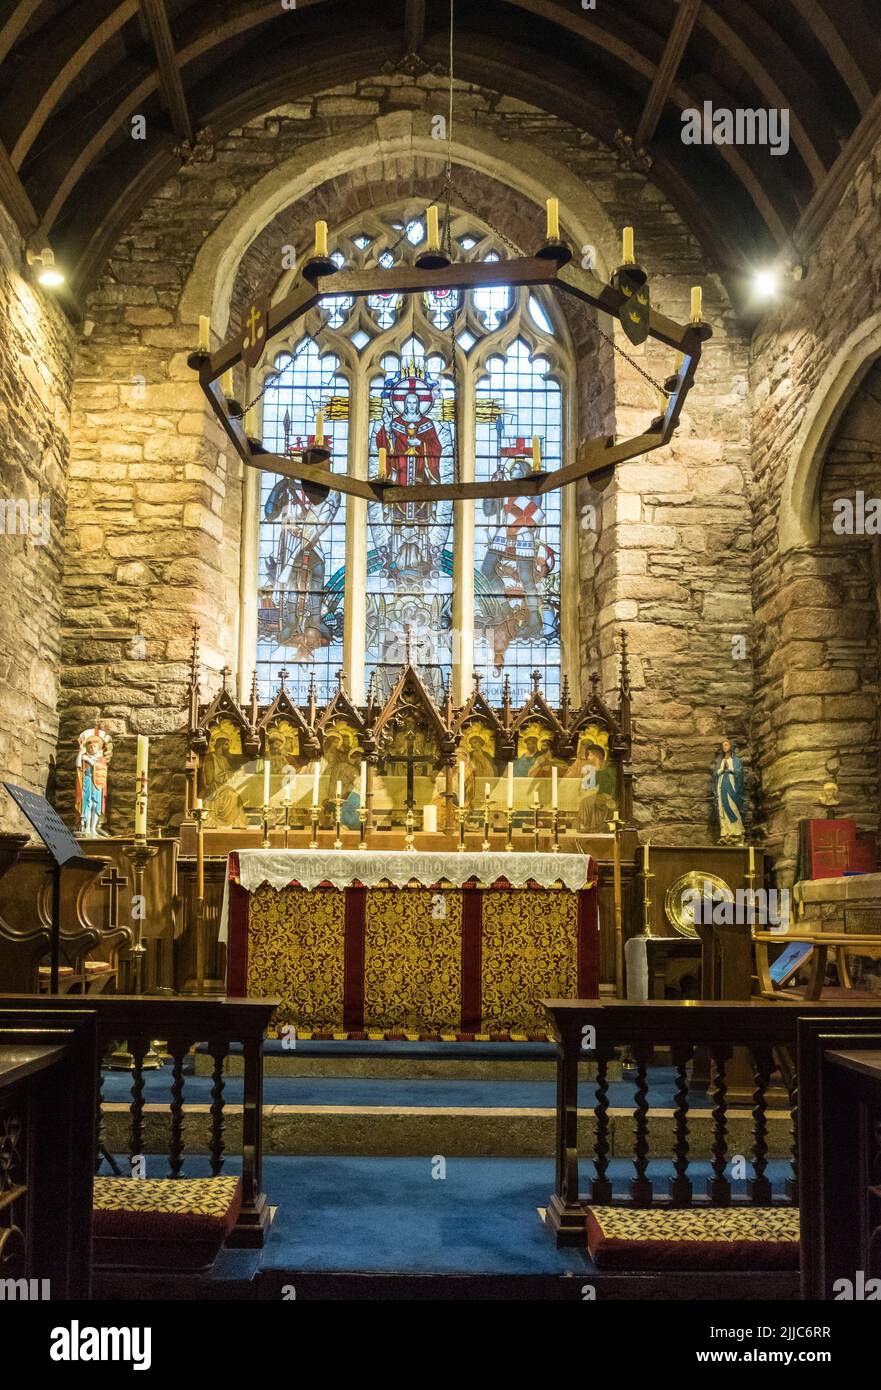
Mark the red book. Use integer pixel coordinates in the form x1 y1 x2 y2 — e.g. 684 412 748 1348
801 819 856 879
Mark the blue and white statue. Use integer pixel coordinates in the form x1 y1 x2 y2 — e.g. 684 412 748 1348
710 737 746 845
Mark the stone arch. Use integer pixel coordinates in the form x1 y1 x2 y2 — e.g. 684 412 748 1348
178 110 621 340
778 312 881 553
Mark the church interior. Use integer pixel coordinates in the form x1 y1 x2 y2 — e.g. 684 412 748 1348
3 0 881 1319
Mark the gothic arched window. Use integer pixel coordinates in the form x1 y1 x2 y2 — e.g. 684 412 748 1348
249 207 572 706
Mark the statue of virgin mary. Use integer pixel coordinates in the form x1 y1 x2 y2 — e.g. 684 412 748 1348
710 737 746 844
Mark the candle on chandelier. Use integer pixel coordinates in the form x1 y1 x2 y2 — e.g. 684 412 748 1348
312 762 320 809
507 762 514 810
458 759 465 806
244 407 257 437
314 220 328 258
622 226 635 265
426 205 440 250
221 368 234 397
314 410 324 446
263 754 271 807
134 735 149 836
545 197 560 241
691 286 703 323
551 764 558 810
377 445 387 480
198 315 210 352
531 436 542 473
359 760 367 803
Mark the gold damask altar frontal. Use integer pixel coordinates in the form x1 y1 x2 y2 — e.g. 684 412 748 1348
228 878 598 1040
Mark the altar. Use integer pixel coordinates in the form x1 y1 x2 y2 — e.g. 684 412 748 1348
221 848 598 1039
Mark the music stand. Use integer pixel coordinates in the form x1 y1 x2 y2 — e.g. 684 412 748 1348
2 783 108 995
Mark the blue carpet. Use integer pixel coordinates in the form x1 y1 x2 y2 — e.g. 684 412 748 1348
101 1153 793 1276
100 1066 714 1110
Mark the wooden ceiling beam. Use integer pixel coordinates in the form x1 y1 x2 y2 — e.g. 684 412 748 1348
785 0 878 116
140 0 193 144
635 0 702 148
0 0 42 67
0 134 38 235
793 84 881 254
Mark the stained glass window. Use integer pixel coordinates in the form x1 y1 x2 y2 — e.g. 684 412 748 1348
254 209 568 705
256 339 348 702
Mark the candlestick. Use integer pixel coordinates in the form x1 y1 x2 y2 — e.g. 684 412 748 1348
358 804 367 849
608 811 624 998
505 807 514 852
532 793 540 852
263 753 271 809
262 803 270 850
309 805 319 849
123 838 159 995
482 799 491 853
134 734 149 838
691 285 703 323
198 315 210 352
551 764 558 810
312 761 320 809
314 220 328 258
359 759 367 804
622 226 635 264
531 436 542 473
405 807 415 851
194 803 206 991
457 806 466 852
546 197 560 241
377 445 387 480
315 409 324 446
458 759 465 808
506 761 514 810
426 205 440 249
283 801 290 850
642 842 654 936
551 807 559 853
333 786 342 850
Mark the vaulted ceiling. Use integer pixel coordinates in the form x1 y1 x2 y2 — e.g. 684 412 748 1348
1 0 880 305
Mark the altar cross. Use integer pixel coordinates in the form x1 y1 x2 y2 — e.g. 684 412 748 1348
385 728 434 811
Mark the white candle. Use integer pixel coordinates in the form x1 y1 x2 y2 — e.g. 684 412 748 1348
622 226 635 264
426 205 440 249
198 315 210 351
312 762 320 808
423 805 438 833
221 368 233 397
546 197 560 241
263 755 271 807
315 409 324 446
458 760 465 806
359 760 367 802
284 778 292 806
335 779 342 799
532 792 540 809
194 797 203 811
691 285 702 323
749 844 755 874
645 839 651 872
314 220 328 257
507 762 514 810
134 735 149 836
551 764 558 810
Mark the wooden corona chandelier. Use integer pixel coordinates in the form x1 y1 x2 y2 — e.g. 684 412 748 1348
188 207 712 507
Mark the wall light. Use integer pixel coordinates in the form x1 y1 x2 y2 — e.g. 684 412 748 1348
26 245 65 288
753 268 780 301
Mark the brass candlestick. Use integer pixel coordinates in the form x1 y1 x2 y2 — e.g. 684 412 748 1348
261 802 271 849
505 808 514 852
283 801 291 850
642 845 654 936
359 806 367 849
533 800 540 852
333 791 343 850
482 801 491 852
309 805 319 849
405 807 415 851
109 836 162 1071
551 808 560 853
194 805 206 994
608 811 624 998
457 807 466 852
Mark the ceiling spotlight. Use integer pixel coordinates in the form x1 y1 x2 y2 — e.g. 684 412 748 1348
26 245 65 288
753 268 779 301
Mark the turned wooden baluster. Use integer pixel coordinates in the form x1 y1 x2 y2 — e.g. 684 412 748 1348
670 1041 694 1206
208 1040 228 1176
749 1044 773 1204
708 1043 732 1206
630 1040 653 1206
168 1041 187 1178
787 1070 798 1204
128 1036 148 1173
591 1044 613 1203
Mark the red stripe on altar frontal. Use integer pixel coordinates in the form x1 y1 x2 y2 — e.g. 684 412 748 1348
460 887 482 1032
577 885 599 998
344 886 366 1031
226 881 250 995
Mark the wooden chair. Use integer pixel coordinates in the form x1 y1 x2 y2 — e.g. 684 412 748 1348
753 930 881 1002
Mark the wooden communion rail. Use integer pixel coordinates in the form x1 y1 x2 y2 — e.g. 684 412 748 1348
0 994 277 1248
542 998 881 1248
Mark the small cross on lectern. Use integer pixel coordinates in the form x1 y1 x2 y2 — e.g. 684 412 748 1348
101 865 128 930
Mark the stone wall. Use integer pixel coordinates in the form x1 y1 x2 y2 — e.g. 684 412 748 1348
0 206 74 831
58 71 750 839
751 142 881 878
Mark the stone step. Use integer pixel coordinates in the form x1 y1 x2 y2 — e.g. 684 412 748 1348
102 1102 793 1161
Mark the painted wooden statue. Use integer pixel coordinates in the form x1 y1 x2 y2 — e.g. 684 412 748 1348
75 726 113 837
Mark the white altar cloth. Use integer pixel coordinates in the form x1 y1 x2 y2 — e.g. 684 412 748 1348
218 847 592 944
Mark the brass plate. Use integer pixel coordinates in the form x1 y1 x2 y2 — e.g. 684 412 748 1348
664 870 734 939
